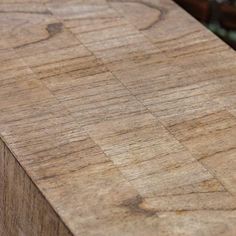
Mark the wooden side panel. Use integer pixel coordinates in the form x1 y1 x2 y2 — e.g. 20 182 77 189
0 138 72 236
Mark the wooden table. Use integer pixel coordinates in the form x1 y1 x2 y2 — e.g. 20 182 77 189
0 0 236 235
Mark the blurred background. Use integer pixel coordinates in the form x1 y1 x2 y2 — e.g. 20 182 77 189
174 0 236 50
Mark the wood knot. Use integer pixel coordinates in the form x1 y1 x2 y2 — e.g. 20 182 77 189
121 195 157 217
46 23 63 36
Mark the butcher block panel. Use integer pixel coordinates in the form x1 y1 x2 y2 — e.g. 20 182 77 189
0 0 236 235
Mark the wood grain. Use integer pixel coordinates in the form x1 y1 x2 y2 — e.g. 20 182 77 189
0 139 72 236
0 0 236 235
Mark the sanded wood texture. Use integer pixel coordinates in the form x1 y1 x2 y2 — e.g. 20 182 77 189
0 0 236 235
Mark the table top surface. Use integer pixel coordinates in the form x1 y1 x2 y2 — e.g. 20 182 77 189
1 0 236 235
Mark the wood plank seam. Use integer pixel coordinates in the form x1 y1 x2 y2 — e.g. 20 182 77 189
45 0 234 196
108 0 236 195
41 0 235 201
48 0 236 199
45 1 231 194
104 0 236 196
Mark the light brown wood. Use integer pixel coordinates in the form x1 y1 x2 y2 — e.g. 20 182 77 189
0 0 236 235
0 139 72 236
